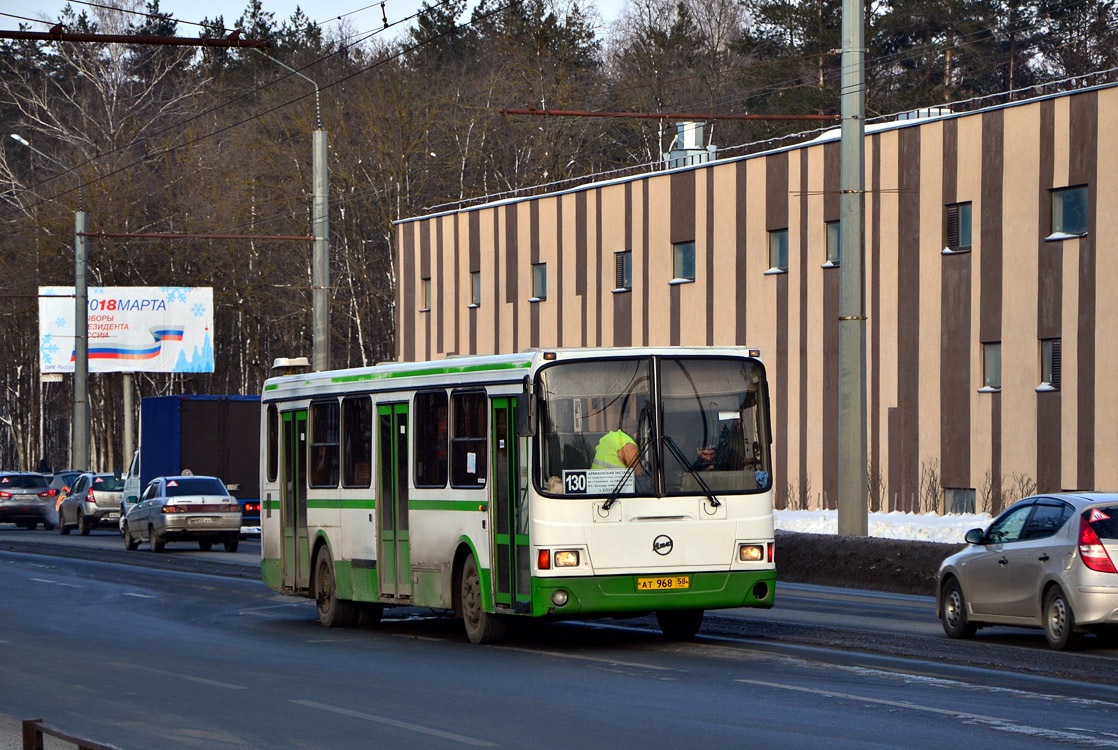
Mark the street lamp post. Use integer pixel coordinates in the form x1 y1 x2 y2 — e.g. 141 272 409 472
11 133 89 471
258 53 330 371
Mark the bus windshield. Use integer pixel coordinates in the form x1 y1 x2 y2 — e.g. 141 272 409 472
535 356 771 498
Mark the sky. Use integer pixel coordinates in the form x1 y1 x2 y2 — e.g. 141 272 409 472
8 0 629 41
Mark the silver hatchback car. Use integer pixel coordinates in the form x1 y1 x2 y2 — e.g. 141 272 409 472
938 493 1118 649
122 475 242 553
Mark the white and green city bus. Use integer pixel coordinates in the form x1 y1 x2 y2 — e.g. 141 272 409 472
259 347 776 643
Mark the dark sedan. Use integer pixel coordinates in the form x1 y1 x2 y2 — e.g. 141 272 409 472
0 472 55 530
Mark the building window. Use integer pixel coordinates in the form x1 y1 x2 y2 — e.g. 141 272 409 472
981 342 1002 391
672 241 695 283
1039 338 1062 391
945 487 976 514
824 221 840 266
769 229 789 272
615 250 632 291
450 390 487 488
469 271 481 307
1049 185 1088 238
309 399 340 487
421 278 431 311
944 202 972 253
414 390 448 487
531 262 547 301
342 396 372 488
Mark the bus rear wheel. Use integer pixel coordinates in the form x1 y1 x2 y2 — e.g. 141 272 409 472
656 609 704 640
461 555 507 644
315 546 357 628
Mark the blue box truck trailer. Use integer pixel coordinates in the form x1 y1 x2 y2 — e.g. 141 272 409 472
122 395 261 534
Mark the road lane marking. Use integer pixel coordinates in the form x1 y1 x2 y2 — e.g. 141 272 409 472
743 679 1118 747
495 646 676 671
121 592 157 599
292 699 496 746
171 673 248 690
31 578 79 588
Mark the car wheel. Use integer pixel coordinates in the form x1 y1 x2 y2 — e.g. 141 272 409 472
123 524 140 551
23 521 37 531
223 535 239 553
58 516 70 535
460 554 506 644
656 609 705 640
42 519 54 531
314 546 356 628
149 525 164 553
940 577 978 639
78 511 90 536
1044 586 1084 651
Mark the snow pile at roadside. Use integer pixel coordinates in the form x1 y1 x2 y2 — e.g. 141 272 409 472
775 508 993 544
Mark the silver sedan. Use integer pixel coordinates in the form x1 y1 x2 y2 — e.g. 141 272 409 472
122 475 242 553
937 493 1118 649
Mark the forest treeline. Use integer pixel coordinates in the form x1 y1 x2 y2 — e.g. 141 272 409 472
1 0 1115 471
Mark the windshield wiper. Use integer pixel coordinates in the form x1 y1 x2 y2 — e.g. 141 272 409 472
663 435 721 508
602 427 654 512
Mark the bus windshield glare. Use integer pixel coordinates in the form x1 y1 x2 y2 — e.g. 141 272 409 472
535 356 771 497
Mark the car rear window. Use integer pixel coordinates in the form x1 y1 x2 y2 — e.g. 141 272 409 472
1087 506 1118 540
93 475 125 491
165 478 227 497
1 475 50 489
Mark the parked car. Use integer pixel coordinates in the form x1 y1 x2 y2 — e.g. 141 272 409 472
938 493 1118 650
121 475 242 553
0 472 55 530
48 470 85 512
57 472 125 535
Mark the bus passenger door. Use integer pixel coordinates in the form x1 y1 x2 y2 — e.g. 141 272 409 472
281 410 310 593
491 397 530 612
377 403 411 600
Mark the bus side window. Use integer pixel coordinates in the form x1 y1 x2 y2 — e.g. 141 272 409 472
342 396 373 488
309 399 340 488
414 390 449 488
450 390 487 488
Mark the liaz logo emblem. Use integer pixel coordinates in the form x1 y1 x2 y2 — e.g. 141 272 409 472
653 535 673 555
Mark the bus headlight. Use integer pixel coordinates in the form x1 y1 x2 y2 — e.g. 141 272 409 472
554 550 580 567
551 590 569 606
738 544 764 562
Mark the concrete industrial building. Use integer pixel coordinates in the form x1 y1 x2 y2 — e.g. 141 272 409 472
394 80 1117 514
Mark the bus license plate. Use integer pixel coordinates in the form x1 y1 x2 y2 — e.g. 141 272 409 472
637 576 690 591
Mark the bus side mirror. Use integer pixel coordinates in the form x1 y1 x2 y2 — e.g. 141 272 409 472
515 391 536 437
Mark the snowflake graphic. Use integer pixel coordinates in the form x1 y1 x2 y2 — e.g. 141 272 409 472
166 288 188 304
41 335 59 364
191 302 206 317
55 317 67 329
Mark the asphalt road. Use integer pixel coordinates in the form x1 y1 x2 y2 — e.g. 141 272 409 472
2 528 1118 748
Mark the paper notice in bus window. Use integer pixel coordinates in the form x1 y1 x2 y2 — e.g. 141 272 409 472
562 469 633 495
467 453 476 474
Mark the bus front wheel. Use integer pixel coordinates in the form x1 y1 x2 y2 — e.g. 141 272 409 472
460 555 507 644
656 609 704 640
314 546 357 628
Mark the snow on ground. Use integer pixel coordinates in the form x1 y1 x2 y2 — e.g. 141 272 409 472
775 508 993 544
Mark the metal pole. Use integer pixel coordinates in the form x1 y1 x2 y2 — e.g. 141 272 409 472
74 209 89 470
312 129 329 371
122 372 133 470
837 0 868 535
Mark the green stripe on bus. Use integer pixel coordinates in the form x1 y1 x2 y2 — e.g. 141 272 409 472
306 498 376 510
330 360 530 384
409 499 487 512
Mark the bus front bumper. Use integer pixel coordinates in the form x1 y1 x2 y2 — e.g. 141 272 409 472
529 569 777 618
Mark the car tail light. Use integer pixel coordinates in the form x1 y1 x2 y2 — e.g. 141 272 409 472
244 502 260 513
1079 516 1117 573
38 490 51 498
0 491 10 498
86 490 96 503
161 504 185 514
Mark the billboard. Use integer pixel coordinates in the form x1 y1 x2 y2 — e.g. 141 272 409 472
39 286 214 374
